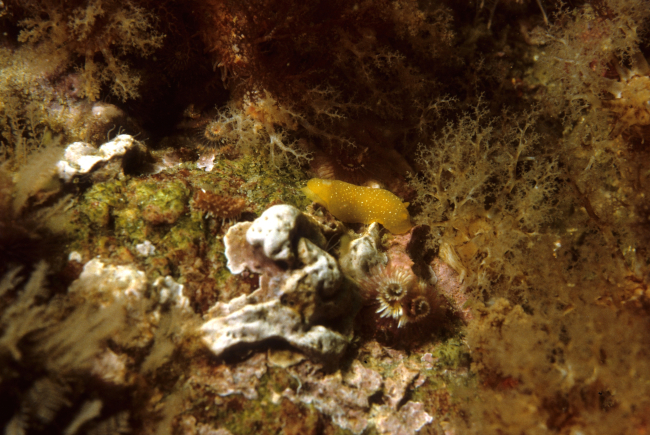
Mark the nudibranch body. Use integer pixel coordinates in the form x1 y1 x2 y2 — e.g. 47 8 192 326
302 178 413 234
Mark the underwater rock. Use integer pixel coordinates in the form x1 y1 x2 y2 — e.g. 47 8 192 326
196 150 217 172
267 349 305 368
203 204 359 362
283 360 383 434
57 135 138 182
383 363 420 409
84 102 141 144
90 349 130 386
431 257 473 323
373 402 434 435
48 97 142 146
67 259 193 357
195 352 267 400
62 258 155 351
282 356 433 434
384 229 416 272
223 221 276 276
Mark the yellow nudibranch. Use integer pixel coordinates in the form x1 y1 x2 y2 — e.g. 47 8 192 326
302 178 413 234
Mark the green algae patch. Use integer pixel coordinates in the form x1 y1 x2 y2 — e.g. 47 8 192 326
188 153 311 215
68 154 313 314
431 337 470 370
190 366 325 435
132 178 190 225
108 176 192 244
204 395 323 435
162 216 205 249
78 180 126 227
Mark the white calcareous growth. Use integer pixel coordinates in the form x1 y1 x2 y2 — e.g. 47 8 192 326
203 204 359 362
69 258 146 302
245 204 327 265
56 134 137 182
135 240 156 257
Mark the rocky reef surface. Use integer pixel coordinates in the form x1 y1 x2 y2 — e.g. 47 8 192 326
2 1 650 434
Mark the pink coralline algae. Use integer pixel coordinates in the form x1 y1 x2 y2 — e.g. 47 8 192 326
282 360 383 434
384 230 417 272
179 416 233 435
384 363 420 408
281 357 433 434
189 352 267 400
374 401 434 435
430 257 473 323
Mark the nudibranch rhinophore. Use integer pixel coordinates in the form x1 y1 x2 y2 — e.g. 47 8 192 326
302 178 413 234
